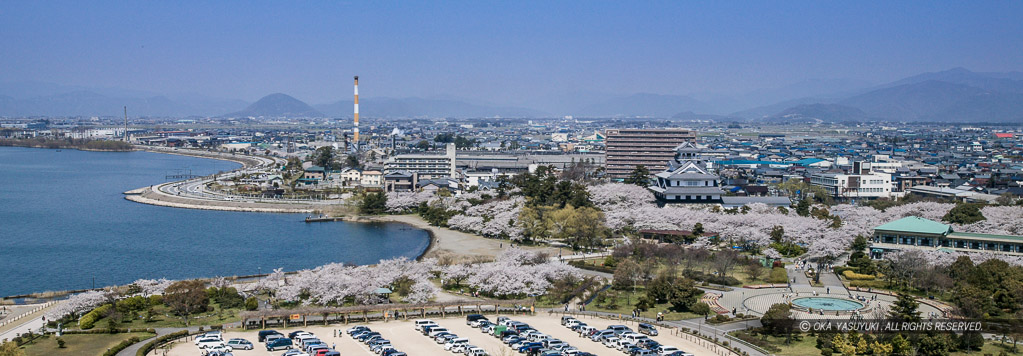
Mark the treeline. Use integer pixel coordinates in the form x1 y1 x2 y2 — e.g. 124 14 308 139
0 137 133 151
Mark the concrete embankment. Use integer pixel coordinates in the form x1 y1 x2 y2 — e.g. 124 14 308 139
125 185 320 213
138 146 277 169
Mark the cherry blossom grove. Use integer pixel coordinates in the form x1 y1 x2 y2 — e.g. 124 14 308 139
46 290 111 320
255 248 579 304
447 196 525 240
462 248 580 297
587 183 1023 264
270 257 439 305
131 278 173 296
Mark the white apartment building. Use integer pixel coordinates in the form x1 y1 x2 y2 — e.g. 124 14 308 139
869 155 903 174
384 143 457 180
810 163 894 200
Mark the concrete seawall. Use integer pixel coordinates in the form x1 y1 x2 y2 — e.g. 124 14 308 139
125 185 319 213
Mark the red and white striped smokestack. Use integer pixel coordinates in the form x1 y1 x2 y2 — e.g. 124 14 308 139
353 76 360 147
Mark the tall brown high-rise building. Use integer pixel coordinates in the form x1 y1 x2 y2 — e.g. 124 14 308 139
604 128 697 180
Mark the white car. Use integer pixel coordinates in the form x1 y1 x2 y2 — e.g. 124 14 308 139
195 336 222 346
452 343 474 353
445 338 469 351
658 346 680 355
602 337 619 348
196 338 226 349
615 338 634 351
202 345 232 354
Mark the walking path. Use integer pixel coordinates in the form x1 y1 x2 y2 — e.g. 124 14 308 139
0 302 59 341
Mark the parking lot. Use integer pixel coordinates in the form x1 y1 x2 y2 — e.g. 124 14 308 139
160 314 720 356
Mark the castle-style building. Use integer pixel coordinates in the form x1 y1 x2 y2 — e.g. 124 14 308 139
649 142 726 203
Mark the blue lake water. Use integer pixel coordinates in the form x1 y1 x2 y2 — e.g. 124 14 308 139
0 147 430 297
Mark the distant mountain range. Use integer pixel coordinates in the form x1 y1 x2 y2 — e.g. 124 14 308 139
225 93 322 118
741 68 1023 123
2 67 1022 122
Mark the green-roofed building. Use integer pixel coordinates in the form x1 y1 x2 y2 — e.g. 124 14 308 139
871 216 1023 259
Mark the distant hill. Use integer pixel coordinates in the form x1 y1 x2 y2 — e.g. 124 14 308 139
730 97 838 120
767 103 870 123
225 93 322 118
747 68 1023 123
670 111 742 122
573 93 710 118
315 97 546 118
884 67 1023 93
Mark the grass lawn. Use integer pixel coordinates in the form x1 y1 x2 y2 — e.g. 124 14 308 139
768 335 820 356
952 341 1023 355
588 288 700 321
78 303 244 330
20 332 155 356
732 332 819 356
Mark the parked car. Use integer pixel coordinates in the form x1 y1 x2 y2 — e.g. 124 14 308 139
429 328 450 338
414 320 436 331
561 316 576 325
517 342 543 353
602 337 620 348
466 347 488 356
466 314 488 326
590 330 614 342
282 349 309 356
436 334 458 344
258 330 282 342
638 323 659 336
608 325 633 335
666 351 695 356
226 338 253 350
197 338 226 349
202 345 232 355
266 338 294 351
348 325 370 334
656 346 680 355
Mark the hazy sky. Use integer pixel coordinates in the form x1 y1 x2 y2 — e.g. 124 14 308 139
1 1 1021 104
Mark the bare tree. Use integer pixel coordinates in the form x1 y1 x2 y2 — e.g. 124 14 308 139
745 260 766 282
712 250 740 278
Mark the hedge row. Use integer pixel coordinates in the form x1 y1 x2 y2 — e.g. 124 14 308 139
842 270 875 280
136 330 189 356
61 328 156 335
102 336 141 356
567 260 614 274
79 304 112 329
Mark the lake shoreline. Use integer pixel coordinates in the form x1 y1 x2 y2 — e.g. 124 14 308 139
0 147 432 299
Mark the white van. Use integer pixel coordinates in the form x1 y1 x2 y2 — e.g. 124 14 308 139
577 325 597 337
414 319 436 331
428 328 449 337
621 333 650 346
466 347 488 356
529 333 550 342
